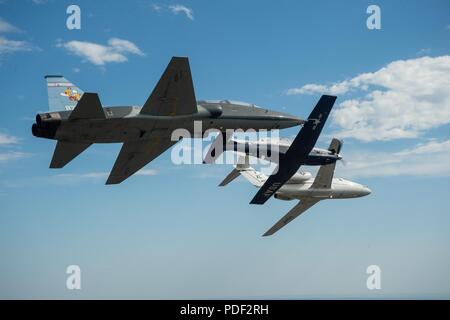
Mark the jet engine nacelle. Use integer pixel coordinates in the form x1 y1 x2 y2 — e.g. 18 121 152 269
32 113 61 139
285 171 312 184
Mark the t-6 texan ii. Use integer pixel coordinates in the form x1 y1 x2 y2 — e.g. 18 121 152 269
32 57 303 184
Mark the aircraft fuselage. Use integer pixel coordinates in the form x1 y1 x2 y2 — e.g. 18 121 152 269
275 178 371 201
32 102 302 143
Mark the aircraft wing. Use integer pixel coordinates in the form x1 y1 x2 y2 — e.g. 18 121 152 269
140 57 198 116
263 199 320 236
106 137 176 184
250 95 337 204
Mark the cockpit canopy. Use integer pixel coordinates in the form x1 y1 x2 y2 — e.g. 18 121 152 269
198 99 263 109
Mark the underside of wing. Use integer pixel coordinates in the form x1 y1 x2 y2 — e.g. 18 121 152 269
263 199 320 236
140 57 197 116
50 141 92 168
106 138 177 184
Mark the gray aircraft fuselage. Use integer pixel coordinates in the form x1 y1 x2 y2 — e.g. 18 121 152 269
32 100 302 143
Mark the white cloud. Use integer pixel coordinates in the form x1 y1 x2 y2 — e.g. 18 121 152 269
0 18 21 33
107 38 144 56
136 168 158 176
394 139 450 156
0 133 19 145
0 151 28 162
57 37 144 66
31 0 48 4
0 19 38 55
336 139 450 178
286 56 450 141
151 3 162 12
0 36 35 54
286 82 351 96
417 48 431 56
0 133 27 163
169 4 194 20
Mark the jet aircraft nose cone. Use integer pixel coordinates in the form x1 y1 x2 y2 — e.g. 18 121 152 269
363 186 372 196
271 111 304 127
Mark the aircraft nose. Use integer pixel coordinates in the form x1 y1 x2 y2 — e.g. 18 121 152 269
271 111 304 128
363 186 371 196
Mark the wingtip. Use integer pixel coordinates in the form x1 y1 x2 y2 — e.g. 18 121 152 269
250 198 265 205
321 94 338 101
105 177 119 185
44 74 64 79
262 229 275 237
171 56 189 62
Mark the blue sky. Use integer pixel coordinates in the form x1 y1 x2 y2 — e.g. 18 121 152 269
0 0 449 299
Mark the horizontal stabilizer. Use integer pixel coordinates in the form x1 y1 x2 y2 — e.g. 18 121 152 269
239 168 267 188
218 168 240 186
50 141 92 168
69 93 105 120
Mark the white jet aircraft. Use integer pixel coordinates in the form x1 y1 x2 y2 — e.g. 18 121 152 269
220 138 371 236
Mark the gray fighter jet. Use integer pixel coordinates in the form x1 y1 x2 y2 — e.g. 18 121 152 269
32 57 302 184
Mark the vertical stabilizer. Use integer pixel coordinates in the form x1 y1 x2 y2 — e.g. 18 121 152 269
45 75 84 111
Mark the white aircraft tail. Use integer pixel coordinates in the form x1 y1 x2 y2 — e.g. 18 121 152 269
219 156 268 188
45 75 84 112
310 138 343 189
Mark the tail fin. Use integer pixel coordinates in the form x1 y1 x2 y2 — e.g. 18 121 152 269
45 75 84 112
311 138 343 189
328 138 343 155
